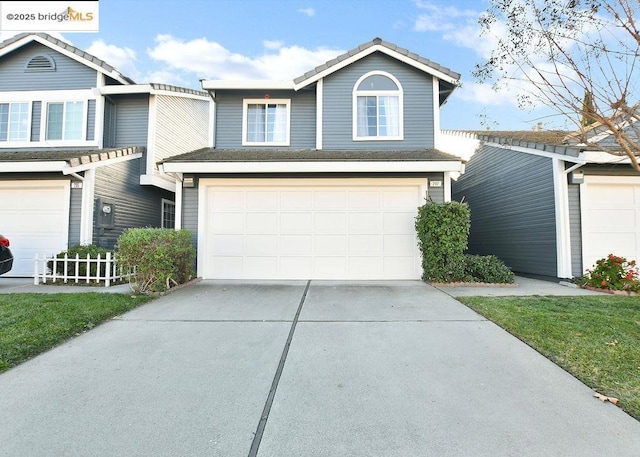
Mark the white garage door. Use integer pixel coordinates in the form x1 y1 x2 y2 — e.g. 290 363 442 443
582 176 640 271
200 178 426 280
0 180 70 277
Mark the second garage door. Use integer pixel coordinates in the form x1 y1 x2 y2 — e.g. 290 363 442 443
581 175 640 271
200 178 426 280
0 180 70 277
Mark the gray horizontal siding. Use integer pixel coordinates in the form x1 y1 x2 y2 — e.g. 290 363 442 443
215 89 315 149
68 183 82 246
155 95 209 165
568 184 582 277
182 186 199 249
452 145 557 277
31 101 41 141
86 99 96 141
322 52 434 150
0 42 97 91
112 94 149 147
93 159 173 249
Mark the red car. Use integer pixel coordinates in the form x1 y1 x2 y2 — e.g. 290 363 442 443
0 234 13 276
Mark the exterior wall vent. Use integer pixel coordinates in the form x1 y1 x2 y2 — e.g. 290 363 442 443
25 54 56 72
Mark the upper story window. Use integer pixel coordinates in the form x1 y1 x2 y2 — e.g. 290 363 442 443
353 71 403 141
242 99 290 146
46 101 84 140
0 102 29 142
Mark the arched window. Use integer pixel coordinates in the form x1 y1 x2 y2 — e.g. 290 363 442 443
353 71 403 140
25 54 56 72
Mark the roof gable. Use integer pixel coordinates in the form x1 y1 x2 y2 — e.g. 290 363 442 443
293 37 460 90
0 33 135 85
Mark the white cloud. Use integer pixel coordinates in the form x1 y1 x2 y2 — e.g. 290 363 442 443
147 34 344 81
263 40 283 50
413 0 478 33
85 39 139 80
298 7 315 17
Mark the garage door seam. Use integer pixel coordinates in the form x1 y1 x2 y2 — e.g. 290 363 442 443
248 279 311 457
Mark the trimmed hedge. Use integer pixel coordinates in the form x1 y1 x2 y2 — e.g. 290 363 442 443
116 228 195 294
464 254 514 284
415 201 470 282
415 201 513 284
50 244 111 276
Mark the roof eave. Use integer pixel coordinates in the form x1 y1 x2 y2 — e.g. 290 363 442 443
160 160 463 174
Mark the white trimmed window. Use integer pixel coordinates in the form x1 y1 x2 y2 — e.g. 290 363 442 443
353 71 403 141
46 101 85 141
0 102 29 142
162 199 176 229
242 99 290 146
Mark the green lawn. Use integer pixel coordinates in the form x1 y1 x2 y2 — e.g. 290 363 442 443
458 295 640 420
0 293 153 373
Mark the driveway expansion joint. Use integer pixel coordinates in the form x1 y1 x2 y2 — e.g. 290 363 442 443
248 279 311 457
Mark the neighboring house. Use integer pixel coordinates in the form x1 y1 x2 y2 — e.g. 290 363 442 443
442 127 640 280
159 37 464 280
0 33 211 276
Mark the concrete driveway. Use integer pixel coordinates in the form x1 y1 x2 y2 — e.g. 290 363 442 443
0 280 638 456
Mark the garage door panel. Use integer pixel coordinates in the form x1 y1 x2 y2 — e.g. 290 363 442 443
202 179 422 280
280 212 312 232
315 213 347 232
315 191 346 209
585 209 635 231
384 234 416 254
280 235 312 254
349 213 382 232
349 235 382 253
247 191 278 209
247 213 278 233
281 191 313 209
315 235 347 254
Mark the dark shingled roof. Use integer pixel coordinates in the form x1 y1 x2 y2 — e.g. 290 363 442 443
162 148 462 163
293 37 460 85
0 32 136 84
0 146 144 167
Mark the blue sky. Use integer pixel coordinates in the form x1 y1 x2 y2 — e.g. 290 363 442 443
2 0 563 131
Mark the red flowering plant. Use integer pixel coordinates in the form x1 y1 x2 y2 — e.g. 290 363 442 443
582 254 640 292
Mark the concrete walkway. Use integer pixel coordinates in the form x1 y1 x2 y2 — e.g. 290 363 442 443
0 279 637 456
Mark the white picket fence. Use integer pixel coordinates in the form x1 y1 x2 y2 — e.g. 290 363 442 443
34 252 135 287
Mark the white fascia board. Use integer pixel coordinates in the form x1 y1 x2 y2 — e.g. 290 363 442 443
4 35 133 85
160 160 463 174
201 80 294 90
484 142 586 164
99 85 209 100
294 45 459 91
0 161 67 172
583 150 632 164
140 173 177 192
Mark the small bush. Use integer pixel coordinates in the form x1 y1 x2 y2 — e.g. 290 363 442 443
581 254 640 292
116 228 196 294
415 201 470 282
50 244 111 277
464 254 514 284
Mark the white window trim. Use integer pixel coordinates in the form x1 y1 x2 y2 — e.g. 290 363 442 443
0 101 31 143
352 71 404 141
242 98 291 146
43 100 88 143
0 89 98 148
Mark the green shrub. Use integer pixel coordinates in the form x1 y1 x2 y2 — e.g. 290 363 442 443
116 228 196 294
50 244 111 277
415 201 470 282
581 254 640 292
464 254 514 284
